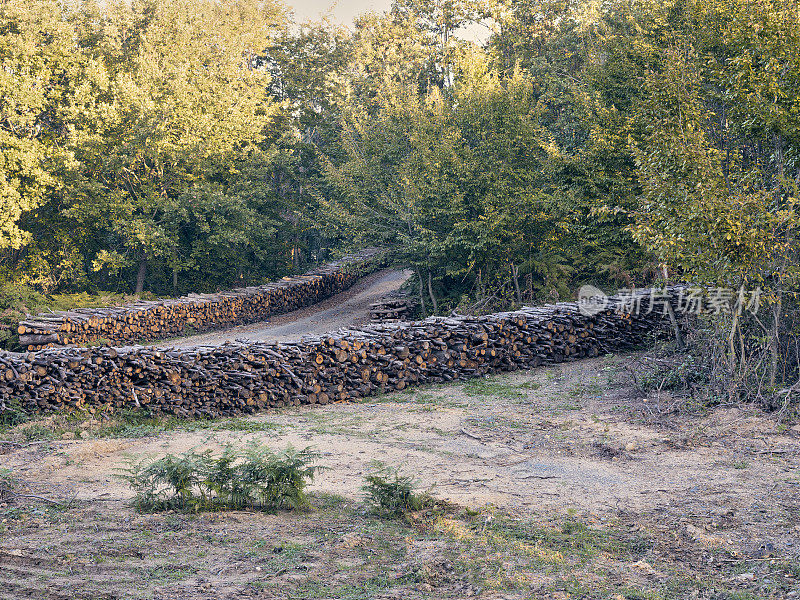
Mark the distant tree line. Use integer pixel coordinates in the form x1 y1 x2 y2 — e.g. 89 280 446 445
1 0 798 400
1 0 336 296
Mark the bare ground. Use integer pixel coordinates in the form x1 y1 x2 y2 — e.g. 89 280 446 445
1 354 799 599
160 269 412 349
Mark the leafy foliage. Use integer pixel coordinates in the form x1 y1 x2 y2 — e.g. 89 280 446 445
321 0 799 403
618 0 800 401
323 2 655 313
362 462 433 515
0 0 323 297
118 444 323 513
1 0 797 403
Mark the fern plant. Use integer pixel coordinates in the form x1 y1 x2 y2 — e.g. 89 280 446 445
241 445 321 510
118 450 213 511
362 462 432 516
203 445 247 509
117 443 323 512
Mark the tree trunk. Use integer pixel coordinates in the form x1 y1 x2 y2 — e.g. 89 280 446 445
172 269 178 295
727 310 738 375
769 293 782 389
427 271 438 314
661 264 683 350
416 270 427 316
135 255 147 295
666 298 685 351
511 263 522 304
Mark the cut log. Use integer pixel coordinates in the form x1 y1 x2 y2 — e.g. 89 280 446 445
0 287 681 419
13 248 384 350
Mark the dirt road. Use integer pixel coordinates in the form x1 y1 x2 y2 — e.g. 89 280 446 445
161 268 412 349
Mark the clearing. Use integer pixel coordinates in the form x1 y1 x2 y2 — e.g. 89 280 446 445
1 353 798 599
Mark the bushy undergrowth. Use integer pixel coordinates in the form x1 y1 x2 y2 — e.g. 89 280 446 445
362 463 432 516
629 309 800 415
118 444 323 513
0 399 31 431
0 468 14 501
634 354 709 395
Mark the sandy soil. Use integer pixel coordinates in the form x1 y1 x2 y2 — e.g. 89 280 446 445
10 356 799 527
2 354 798 599
160 269 412 349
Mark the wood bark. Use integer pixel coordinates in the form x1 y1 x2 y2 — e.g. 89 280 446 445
135 255 147 295
416 270 427 316
1 287 681 419
370 297 418 323
15 248 384 351
511 263 522 304
427 271 438 314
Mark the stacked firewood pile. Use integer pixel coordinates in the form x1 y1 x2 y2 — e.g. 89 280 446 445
15 249 384 351
369 294 418 323
0 288 678 418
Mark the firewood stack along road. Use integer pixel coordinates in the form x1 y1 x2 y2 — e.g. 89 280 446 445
14 249 385 351
165 269 413 348
0 289 679 417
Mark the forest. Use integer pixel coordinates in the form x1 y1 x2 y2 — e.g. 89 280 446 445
1 0 798 405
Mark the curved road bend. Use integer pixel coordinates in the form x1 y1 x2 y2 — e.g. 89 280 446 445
160 268 412 348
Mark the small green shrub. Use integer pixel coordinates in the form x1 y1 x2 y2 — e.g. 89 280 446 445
362 463 432 516
95 409 170 439
186 418 283 434
0 468 14 500
0 468 16 528
0 399 30 431
21 423 58 441
118 443 323 513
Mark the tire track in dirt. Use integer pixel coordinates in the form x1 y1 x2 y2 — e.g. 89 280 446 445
0 549 121 599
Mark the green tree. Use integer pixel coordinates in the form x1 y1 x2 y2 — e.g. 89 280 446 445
0 0 107 256
623 0 800 398
69 0 286 293
324 48 572 310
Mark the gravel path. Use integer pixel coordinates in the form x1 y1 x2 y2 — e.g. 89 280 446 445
159 268 412 348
